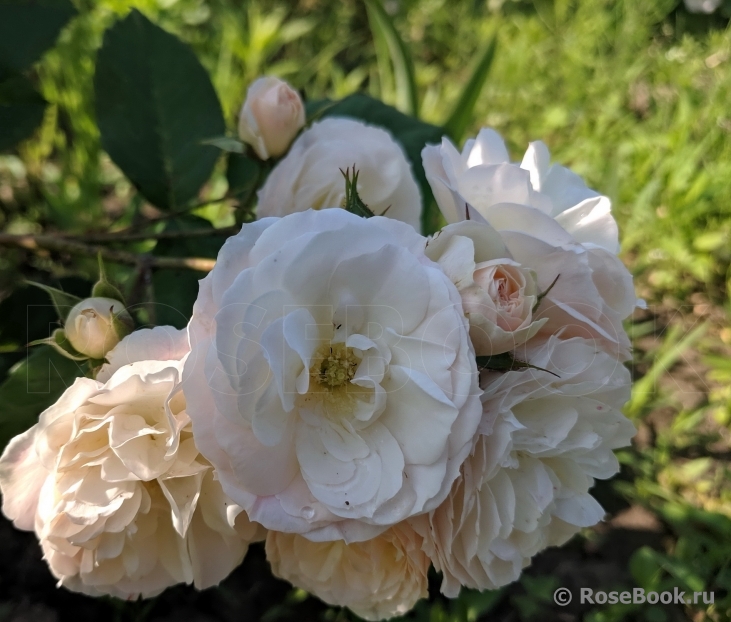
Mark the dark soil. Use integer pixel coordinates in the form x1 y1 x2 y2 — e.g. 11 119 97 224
0 485 677 622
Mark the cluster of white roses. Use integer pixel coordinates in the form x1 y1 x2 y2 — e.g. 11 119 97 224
0 77 637 620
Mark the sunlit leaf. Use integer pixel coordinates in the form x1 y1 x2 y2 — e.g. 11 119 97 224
365 0 418 116
443 35 497 143
94 10 225 210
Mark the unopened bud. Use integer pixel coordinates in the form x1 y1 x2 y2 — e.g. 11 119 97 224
237 77 305 160
64 298 133 360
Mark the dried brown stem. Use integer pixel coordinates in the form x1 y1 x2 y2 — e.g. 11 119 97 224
62 225 239 243
0 233 215 272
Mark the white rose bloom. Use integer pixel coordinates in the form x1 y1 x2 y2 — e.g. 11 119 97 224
65 297 133 360
266 523 429 620
183 209 481 543
0 327 260 599
412 336 636 596
422 128 617 253
238 77 305 160
423 130 637 360
256 118 422 229
425 221 547 355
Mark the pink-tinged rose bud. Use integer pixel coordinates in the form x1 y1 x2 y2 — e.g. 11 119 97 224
426 221 547 356
238 77 305 160
64 297 133 360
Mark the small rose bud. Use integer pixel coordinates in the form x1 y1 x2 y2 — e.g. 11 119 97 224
64 298 133 360
237 77 305 160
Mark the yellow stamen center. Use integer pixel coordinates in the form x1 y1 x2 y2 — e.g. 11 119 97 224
311 343 359 389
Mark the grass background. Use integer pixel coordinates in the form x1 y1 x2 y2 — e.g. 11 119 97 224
2 0 731 620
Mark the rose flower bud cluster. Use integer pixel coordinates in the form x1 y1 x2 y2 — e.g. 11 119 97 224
0 327 260 599
65 297 134 360
238 77 305 160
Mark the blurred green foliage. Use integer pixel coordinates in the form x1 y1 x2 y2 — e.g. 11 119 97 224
2 0 731 621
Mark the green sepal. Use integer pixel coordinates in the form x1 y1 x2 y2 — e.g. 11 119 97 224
201 135 246 154
476 352 560 378
112 308 135 340
87 358 106 379
532 273 560 314
341 167 376 218
92 253 126 302
29 328 89 361
25 281 82 322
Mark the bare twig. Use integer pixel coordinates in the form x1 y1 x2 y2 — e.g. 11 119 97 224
62 225 239 244
0 233 216 272
111 195 232 235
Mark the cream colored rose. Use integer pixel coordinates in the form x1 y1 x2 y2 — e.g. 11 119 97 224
238 77 305 160
0 327 260 599
64 297 133 360
412 336 636 596
426 221 546 355
266 523 428 620
256 118 422 228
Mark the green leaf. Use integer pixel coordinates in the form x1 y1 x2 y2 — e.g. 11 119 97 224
629 547 663 589
0 71 46 151
226 152 263 219
626 322 707 418
94 9 226 210
0 0 77 74
304 99 339 124
203 135 246 154
443 36 498 143
312 94 444 234
658 556 707 593
364 0 418 117
0 345 84 451
26 281 82 322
